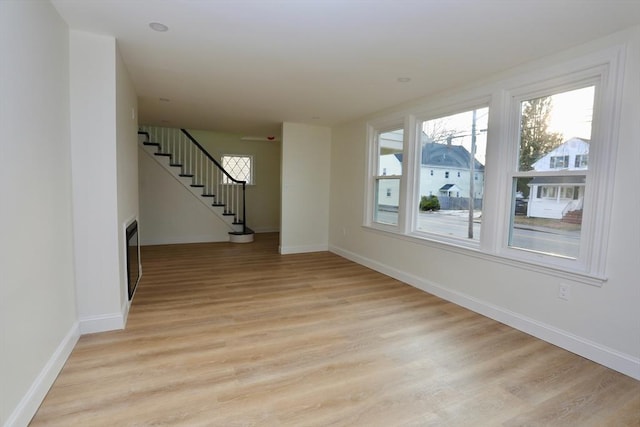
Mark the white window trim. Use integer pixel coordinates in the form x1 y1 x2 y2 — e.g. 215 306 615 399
221 154 254 185
497 59 624 281
363 44 625 286
407 97 491 250
364 114 409 232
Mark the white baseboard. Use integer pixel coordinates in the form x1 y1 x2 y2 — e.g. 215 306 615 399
279 243 329 255
4 322 80 427
139 229 279 246
329 244 640 381
79 312 125 335
140 235 229 246
252 227 280 233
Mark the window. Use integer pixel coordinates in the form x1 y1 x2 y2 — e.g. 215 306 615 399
549 155 569 168
372 128 404 226
540 185 558 199
575 154 588 168
222 155 253 184
561 187 575 199
508 85 594 260
416 107 488 241
365 48 621 282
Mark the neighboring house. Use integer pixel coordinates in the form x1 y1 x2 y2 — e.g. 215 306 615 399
527 138 589 219
378 138 485 209
5 3 639 426
377 153 402 209
419 140 485 200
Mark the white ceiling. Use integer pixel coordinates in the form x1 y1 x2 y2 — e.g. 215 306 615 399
51 0 640 137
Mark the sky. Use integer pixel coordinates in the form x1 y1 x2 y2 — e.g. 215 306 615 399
422 107 489 165
547 85 594 141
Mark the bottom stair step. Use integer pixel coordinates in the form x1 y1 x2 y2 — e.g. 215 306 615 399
229 227 254 243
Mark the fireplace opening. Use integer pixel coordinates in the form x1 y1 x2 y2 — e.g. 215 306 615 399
126 220 141 300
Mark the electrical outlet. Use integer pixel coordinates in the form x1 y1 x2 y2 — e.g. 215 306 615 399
558 283 570 301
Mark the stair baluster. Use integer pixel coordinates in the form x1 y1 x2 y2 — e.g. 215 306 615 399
138 126 250 237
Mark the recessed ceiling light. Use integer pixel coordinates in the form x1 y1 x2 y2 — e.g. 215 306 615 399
397 77 411 83
149 22 169 32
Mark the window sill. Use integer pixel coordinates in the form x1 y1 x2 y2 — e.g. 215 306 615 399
362 225 606 287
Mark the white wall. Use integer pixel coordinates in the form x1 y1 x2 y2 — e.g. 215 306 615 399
189 129 282 233
138 147 231 245
280 123 331 254
329 27 640 379
116 45 139 309
69 31 123 333
0 2 78 425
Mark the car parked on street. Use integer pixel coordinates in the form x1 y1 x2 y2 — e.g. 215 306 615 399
514 193 528 215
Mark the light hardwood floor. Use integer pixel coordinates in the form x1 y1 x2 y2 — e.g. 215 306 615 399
31 233 639 426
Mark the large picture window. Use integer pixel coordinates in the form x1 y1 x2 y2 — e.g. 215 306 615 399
365 48 622 283
416 107 488 242
508 85 594 260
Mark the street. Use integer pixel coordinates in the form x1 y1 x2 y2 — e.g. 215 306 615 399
375 210 580 258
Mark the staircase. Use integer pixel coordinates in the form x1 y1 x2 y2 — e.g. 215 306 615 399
138 126 254 243
562 209 583 224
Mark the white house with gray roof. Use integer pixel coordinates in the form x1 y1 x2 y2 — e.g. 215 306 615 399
378 138 485 209
419 141 485 200
526 137 589 220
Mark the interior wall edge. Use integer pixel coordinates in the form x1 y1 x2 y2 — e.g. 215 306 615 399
78 312 125 335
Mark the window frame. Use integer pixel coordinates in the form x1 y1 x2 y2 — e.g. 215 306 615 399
221 154 254 185
363 46 624 286
407 98 491 249
575 154 589 168
365 115 410 232
550 155 570 169
498 63 620 280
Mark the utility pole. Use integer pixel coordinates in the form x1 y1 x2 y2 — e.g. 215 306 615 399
468 109 477 239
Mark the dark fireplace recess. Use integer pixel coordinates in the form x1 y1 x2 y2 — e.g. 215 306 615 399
126 220 141 300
